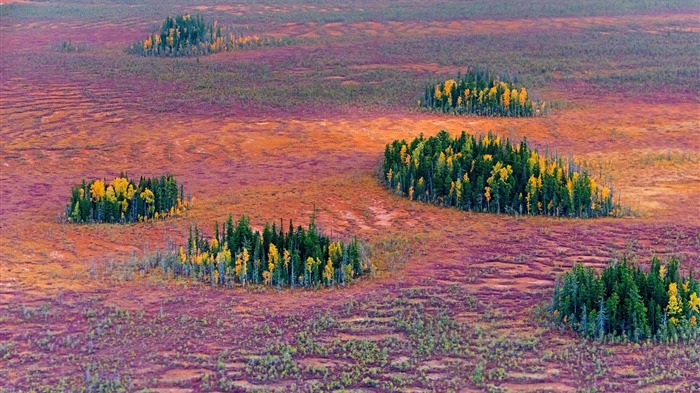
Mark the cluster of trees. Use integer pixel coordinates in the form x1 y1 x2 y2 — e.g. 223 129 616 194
552 256 700 342
383 131 614 217
56 39 87 53
420 69 544 117
156 215 371 288
66 174 188 223
127 14 287 57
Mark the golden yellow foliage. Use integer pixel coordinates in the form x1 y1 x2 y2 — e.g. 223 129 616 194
140 188 155 204
306 256 314 273
689 292 700 314
434 85 443 101
234 253 243 277
105 186 116 202
283 249 291 269
216 244 230 266
90 180 105 201
323 257 334 285
443 79 457 97
498 164 512 181
344 265 354 281
268 243 279 274
488 86 497 100
501 88 510 108
519 87 527 106
329 242 342 262
666 282 683 324
112 177 129 198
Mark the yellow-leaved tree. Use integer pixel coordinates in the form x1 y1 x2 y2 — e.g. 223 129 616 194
268 243 279 286
90 180 105 201
140 188 155 217
323 257 334 286
666 282 683 325
689 292 700 326
305 256 315 286
112 177 129 199
241 248 249 285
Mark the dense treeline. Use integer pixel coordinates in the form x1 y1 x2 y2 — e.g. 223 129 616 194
153 215 371 288
127 14 289 57
552 256 700 342
421 69 544 117
66 174 188 223
383 131 614 217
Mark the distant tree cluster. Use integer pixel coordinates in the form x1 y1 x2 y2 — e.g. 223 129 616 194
56 39 87 53
383 131 614 217
421 69 545 117
127 14 288 57
157 215 371 288
552 256 700 342
66 174 188 223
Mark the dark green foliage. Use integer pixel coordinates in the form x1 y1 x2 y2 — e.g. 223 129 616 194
552 255 700 342
383 131 615 217
157 214 371 288
65 174 187 223
421 69 543 117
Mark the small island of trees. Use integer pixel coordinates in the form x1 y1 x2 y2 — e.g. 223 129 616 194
552 256 700 342
127 14 288 57
421 69 544 117
383 131 615 217
146 214 371 288
65 174 188 223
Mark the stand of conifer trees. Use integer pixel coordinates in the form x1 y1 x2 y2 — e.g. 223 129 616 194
552 256 700 342
127 14 288 57
421 68 544 117
149 215 371 288
66 174 188 223
383 131 614 217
